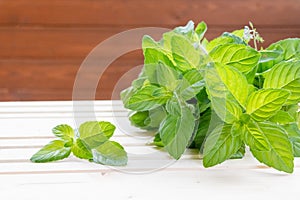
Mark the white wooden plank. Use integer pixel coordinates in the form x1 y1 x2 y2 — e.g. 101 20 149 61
0 117 147 137
0 152 282 174
0 168 299 200
0 136 154 148
0 146 200 160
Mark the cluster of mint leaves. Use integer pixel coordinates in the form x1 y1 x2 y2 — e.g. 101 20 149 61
30 121 127 166
121 21 300 173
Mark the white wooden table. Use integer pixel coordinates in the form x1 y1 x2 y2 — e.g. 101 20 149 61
1 101 300 200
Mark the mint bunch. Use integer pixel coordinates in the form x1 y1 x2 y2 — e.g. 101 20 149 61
30 121 127 166
121 21 300 173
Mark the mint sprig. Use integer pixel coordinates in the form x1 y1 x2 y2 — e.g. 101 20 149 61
121 20 300 173
30 121 127 166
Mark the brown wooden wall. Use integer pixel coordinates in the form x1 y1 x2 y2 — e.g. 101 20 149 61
0 0 300 101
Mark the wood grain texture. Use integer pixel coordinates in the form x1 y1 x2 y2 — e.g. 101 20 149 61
0 0 299 101
0 0 299 26
0 27 299 59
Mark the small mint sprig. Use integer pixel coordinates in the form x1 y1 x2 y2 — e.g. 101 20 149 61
30 121 127 166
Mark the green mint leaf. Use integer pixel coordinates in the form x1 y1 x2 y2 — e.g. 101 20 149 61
206 36 237 52
269 110 295 125
171 33 201 71
30 140 71 163
129 111 150 128
177 80 205 101
147 106 167 129
144 62 180 90
174 20 195 35
196 89 211 113
193 109 211 149
129 106 166 130
183 69 203 84
246 89 290 121
195 21 207 41
205 63 244 123
286 104 300 129
209 44 260 82
203 124 243 167
153 133 164 147
177 69 205 101
259 38 300 71
257 49 283 73
283 123 300 157
79 121 115 139
120 87 135 106
71 138 93 160
92 141 128 166
142 35 175 67
232 29 247 41
249 122 294 173
230 144 246 159
125 84 172 111
52 124 74 139
263 60 300 105
79 121 115 149
159 97 196 159
244 119 270 151
231 121 245 137
222 32 245 44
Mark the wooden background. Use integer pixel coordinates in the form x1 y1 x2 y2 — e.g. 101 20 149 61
0 0 299 101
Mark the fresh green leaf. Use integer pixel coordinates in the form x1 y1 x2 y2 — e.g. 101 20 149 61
153 133 164 147
231 121 245 137
205 63 244 123
196 88 211 113
263 60 300 105
193 109 211 149
283 123 300 157
129 111 150 128
120 87 135 105
249 122 294 173
222 32 245 45
144 62 180 90
206 28 248 53
171 34 201 70
230 144 246 159
195 21 207 41
79 121 115 149
72 139 93 160
259 38 300 71
147 106 167 129
177 69 205 101
269 110 295 125
30 140 71 163
142 35 174 67
244 120 270 151
203 124 242 167
209 43 260 82
206 36 237 52
125 84 172 111
174 20 195 35
258 49 283 73
286 104 300 129
52 124 74 139
129 106 167 130
246 89 290 121
79 121 115 139
159 97 196 159
92 141 127 166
